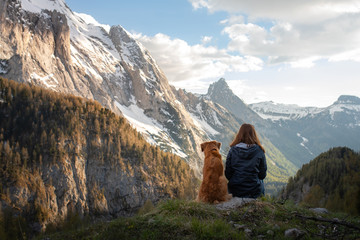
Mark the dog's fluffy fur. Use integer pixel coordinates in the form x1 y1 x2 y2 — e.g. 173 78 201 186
197 140 232 204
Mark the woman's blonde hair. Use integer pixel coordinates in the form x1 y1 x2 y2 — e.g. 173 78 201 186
230 123 265 153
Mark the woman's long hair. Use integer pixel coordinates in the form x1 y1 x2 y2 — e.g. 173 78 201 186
230 123 265 153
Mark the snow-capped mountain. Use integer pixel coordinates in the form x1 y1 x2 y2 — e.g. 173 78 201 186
250 101 323 121
3 0 358 188
0 0 210 175
250 95 360 126
0 0 298 190
326 95 360 128
250 95 360 166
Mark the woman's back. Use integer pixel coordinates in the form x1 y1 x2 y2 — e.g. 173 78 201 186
225 143 266 198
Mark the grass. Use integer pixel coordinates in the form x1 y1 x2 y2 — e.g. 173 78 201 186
37 197 360 240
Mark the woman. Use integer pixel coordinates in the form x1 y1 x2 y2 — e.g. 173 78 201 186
225 123 267 198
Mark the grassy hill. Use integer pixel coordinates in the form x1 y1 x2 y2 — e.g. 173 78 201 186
36 198 360 240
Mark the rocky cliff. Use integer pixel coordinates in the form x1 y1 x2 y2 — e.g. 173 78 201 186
0 78 198 233
0 0 223 176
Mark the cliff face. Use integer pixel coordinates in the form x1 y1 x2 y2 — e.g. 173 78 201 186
0 0 215 175
0 78 198 232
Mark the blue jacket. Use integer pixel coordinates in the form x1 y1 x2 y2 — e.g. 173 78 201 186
225 143 267 198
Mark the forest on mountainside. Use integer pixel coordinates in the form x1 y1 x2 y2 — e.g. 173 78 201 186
0 77 198 238
282 147 360 215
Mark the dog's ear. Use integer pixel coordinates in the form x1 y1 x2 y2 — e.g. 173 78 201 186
216 141 221 150
201 143 206 152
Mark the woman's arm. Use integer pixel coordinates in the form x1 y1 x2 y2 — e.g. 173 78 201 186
225 149 233 180
258 152 267 180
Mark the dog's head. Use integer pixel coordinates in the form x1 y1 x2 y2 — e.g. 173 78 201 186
201 140 221 152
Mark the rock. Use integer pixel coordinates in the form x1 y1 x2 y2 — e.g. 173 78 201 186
266 230 274 236
273 224 280 231
233 224 246 230
215 197 255 211
310 208 329 214
244 228 252 235
284 228 305 238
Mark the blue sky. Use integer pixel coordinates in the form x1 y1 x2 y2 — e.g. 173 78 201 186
66 0 360 107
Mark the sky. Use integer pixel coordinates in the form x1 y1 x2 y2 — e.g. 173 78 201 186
65 0 360 107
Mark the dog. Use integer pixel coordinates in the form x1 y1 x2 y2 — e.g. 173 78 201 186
196 140 232 204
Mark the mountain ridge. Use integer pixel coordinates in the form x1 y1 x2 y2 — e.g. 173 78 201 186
0 0 299 184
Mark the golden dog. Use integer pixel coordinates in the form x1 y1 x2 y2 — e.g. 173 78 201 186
197 140 231 204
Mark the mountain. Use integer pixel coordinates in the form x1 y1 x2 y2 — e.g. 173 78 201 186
281 147 360 215
175 80 298 194
0 77 198 233
250 101 323 121
0 0 297 191
250 95 360 167
0 0 213 175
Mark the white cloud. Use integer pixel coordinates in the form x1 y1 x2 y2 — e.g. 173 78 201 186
134 33 263 82
190 0 360 66
201 36 213 45
189 0 360 23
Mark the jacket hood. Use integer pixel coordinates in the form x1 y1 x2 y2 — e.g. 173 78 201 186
232 143 259 159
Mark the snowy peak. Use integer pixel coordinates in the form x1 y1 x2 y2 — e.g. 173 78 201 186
326 95 360 127
334 95 360 105
249 101 322 121
20 0 68 14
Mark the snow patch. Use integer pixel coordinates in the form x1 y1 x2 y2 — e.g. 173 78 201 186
20 0 66 14
328 104 360 120
211 110 222 126
75 12 110 33
30 72 59 88
250 101 323 121
0 60 8 74
115 101 187 158
297 133 313 155
189 112 219 136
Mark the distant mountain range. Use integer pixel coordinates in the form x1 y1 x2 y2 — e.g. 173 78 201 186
1 0 360 193
250 95 360 166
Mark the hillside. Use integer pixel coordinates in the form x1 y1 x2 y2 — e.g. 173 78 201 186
36 198 360 240
281 147 360 215
0 77 198 237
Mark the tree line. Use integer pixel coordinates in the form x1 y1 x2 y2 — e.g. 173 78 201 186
282 146 360 215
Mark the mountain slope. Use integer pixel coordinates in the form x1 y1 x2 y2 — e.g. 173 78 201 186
281 147 360 215
0 0 214 175
250 95 360 166
0 77 198 233
173 82 298 194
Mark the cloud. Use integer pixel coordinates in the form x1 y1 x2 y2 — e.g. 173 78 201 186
191 0 360 66
201 36 213 45
134 33 263 82
189 0 360 23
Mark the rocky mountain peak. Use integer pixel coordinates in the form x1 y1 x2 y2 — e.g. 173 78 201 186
334 95 360 105
207 78 232 97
